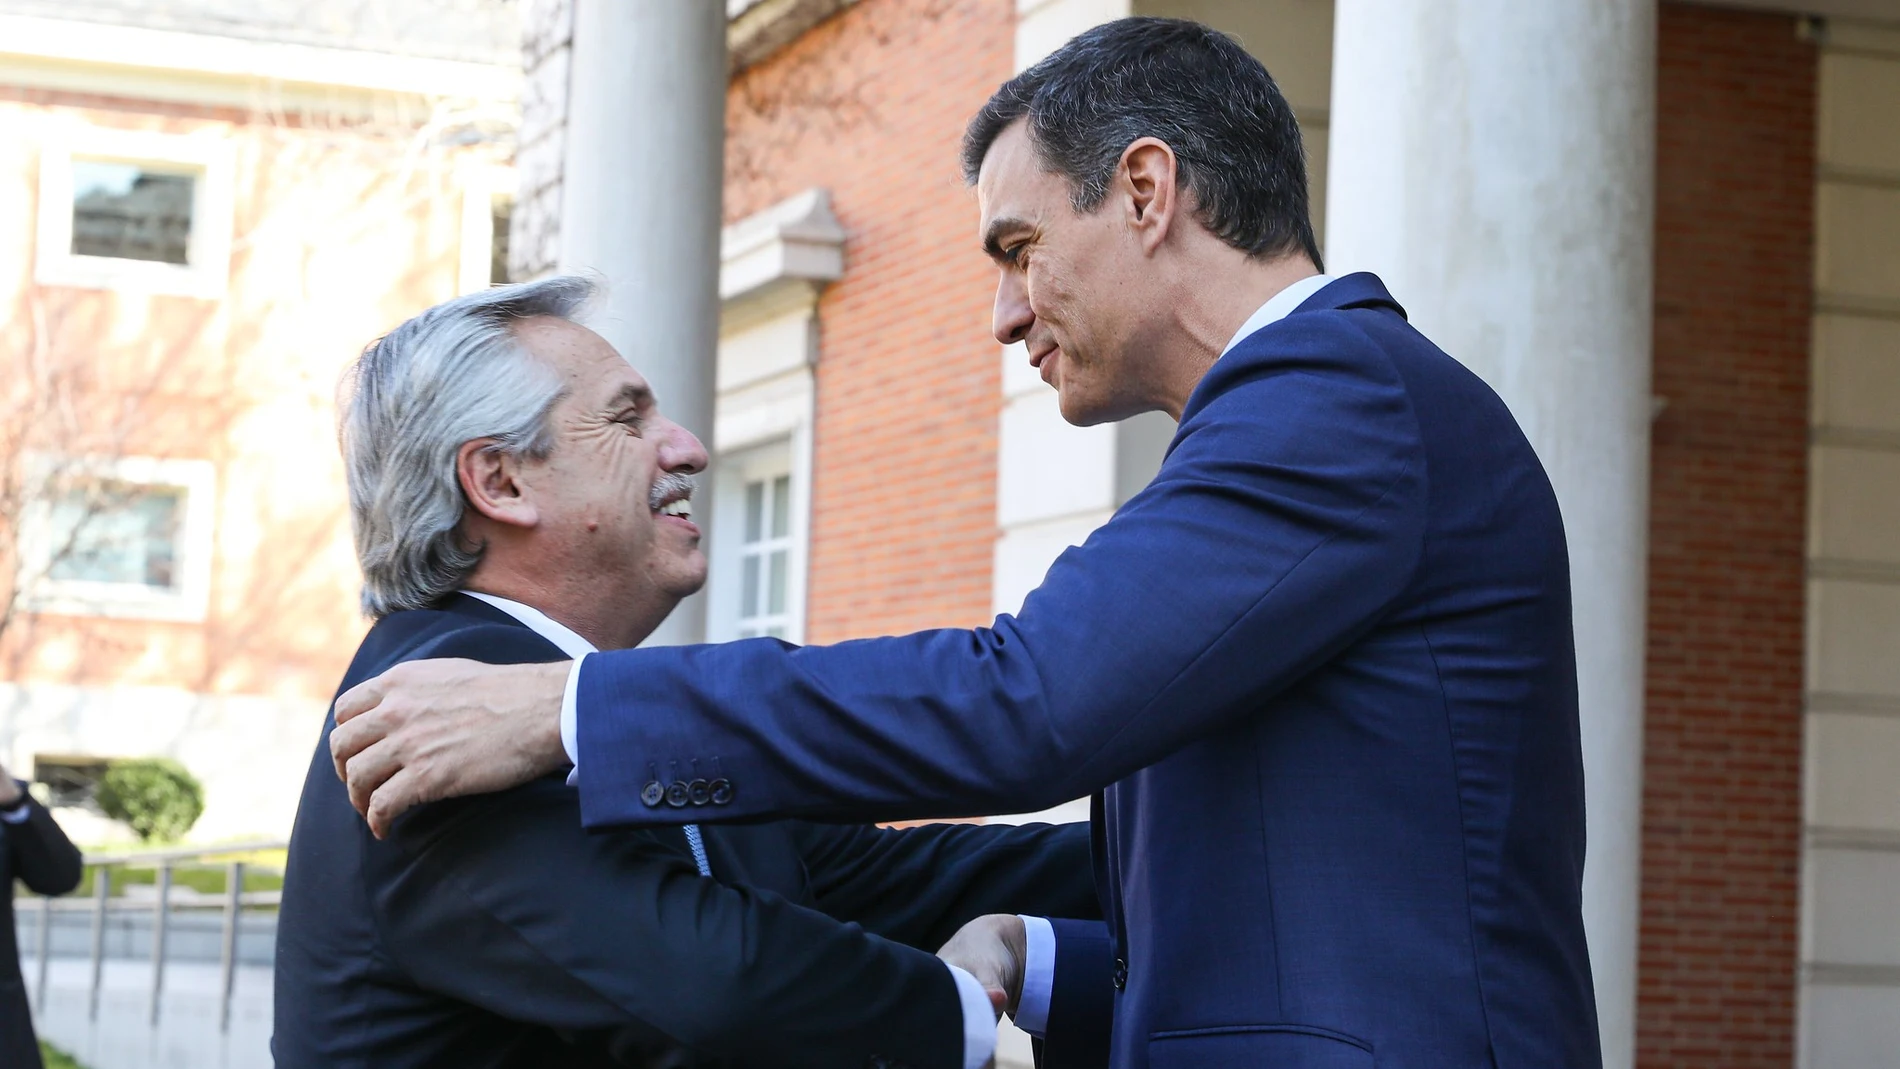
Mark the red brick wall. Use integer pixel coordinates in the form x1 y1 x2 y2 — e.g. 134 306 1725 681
725 0 1013 642
1640 6 1814 1067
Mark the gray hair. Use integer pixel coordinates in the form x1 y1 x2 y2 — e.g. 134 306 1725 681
340 276 595 616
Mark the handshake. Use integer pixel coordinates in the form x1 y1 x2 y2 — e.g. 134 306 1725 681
938 914 1030 1021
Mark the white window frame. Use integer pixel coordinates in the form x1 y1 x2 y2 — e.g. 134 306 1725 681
35 125 236 299
708 441 804 642
17 455 218 622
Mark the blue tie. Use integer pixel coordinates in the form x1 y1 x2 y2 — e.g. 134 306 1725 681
683 824 711 876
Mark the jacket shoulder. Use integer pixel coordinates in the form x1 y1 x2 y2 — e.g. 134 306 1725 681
337 608 566 697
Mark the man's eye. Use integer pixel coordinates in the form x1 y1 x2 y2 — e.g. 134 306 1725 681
617 414 644 433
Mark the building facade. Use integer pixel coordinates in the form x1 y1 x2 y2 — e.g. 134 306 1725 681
0 0 520 843
518 1 1898 1066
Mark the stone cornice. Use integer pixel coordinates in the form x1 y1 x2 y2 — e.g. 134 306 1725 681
720 188 846 330
727 0 861 76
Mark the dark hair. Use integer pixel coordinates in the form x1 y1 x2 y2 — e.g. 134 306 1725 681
962 17 1322 269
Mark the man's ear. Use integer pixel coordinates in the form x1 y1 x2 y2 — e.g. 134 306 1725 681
1118 137 1180 255
457 439 539 530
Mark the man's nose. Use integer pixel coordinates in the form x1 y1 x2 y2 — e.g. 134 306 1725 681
992 271 1034 346
658 420 709 475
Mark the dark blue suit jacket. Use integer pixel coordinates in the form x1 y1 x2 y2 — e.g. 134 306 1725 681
275 595 1098 1068
569 274 1601 1069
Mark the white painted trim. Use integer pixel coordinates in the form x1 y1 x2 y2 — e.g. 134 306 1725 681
34 125 237 299
710 314 816 644
0 14 518 102
702 189 839 646
17 455 218 623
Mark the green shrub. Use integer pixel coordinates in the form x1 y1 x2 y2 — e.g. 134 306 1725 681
40 1040 86 1069
95 758 204 843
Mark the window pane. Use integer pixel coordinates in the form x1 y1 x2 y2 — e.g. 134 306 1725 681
744 482 764 544
47 482 182 589
70 161 194 265
770 475 791 538
765 625 787 640
741 554 760 617
767 549 788 615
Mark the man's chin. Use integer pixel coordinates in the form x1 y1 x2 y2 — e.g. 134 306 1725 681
662 554 709 599
1056 391 1116 428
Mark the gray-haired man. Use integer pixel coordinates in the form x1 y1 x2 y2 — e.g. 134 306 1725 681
273 278 1098 1069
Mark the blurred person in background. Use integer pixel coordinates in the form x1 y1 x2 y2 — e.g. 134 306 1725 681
1 760 84 1069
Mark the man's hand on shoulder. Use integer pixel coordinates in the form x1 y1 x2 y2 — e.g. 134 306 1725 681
330 658 571 838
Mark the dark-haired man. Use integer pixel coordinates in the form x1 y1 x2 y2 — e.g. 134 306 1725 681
331 18 1601 1069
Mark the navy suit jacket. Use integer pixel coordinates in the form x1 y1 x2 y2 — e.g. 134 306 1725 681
568 274 1601 1069
274 595 1098 1069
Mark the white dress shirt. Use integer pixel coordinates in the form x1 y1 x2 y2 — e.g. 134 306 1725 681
1013 273 1334 1037
490 591 995 1068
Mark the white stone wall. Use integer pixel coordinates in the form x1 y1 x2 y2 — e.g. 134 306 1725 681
1 683 325 845
1801 17 1900 1069
510 0 573 281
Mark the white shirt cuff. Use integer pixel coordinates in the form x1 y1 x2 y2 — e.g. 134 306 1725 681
561 654 585 786
947 962 998 1069
1012 915 1057 1036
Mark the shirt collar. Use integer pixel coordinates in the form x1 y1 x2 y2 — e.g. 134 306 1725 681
461 591 599 658
1220 273 1335 356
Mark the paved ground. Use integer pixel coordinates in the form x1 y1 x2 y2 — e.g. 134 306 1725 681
25 956 273 1069
17 903 1035 1068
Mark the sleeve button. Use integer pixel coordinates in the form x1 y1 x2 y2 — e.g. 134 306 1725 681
639 781 665 808
708 778 734 805
687 778 711 806
665 781 690 808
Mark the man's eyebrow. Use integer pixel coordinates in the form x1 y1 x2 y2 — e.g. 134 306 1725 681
982 216 1032 260
605 383 652 411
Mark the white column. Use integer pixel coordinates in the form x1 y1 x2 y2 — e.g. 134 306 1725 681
559 0 726 646
1324 4 1655 1067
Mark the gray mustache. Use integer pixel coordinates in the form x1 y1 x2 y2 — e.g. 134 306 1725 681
649 472 698 510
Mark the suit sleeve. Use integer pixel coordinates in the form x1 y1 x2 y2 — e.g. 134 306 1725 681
4 785 84 896
577 313 1427 826
375 627 971 1069
1035 919 1116 1069
791 820 1099 951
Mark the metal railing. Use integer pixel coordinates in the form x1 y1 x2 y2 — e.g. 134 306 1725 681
25 840 286 1033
